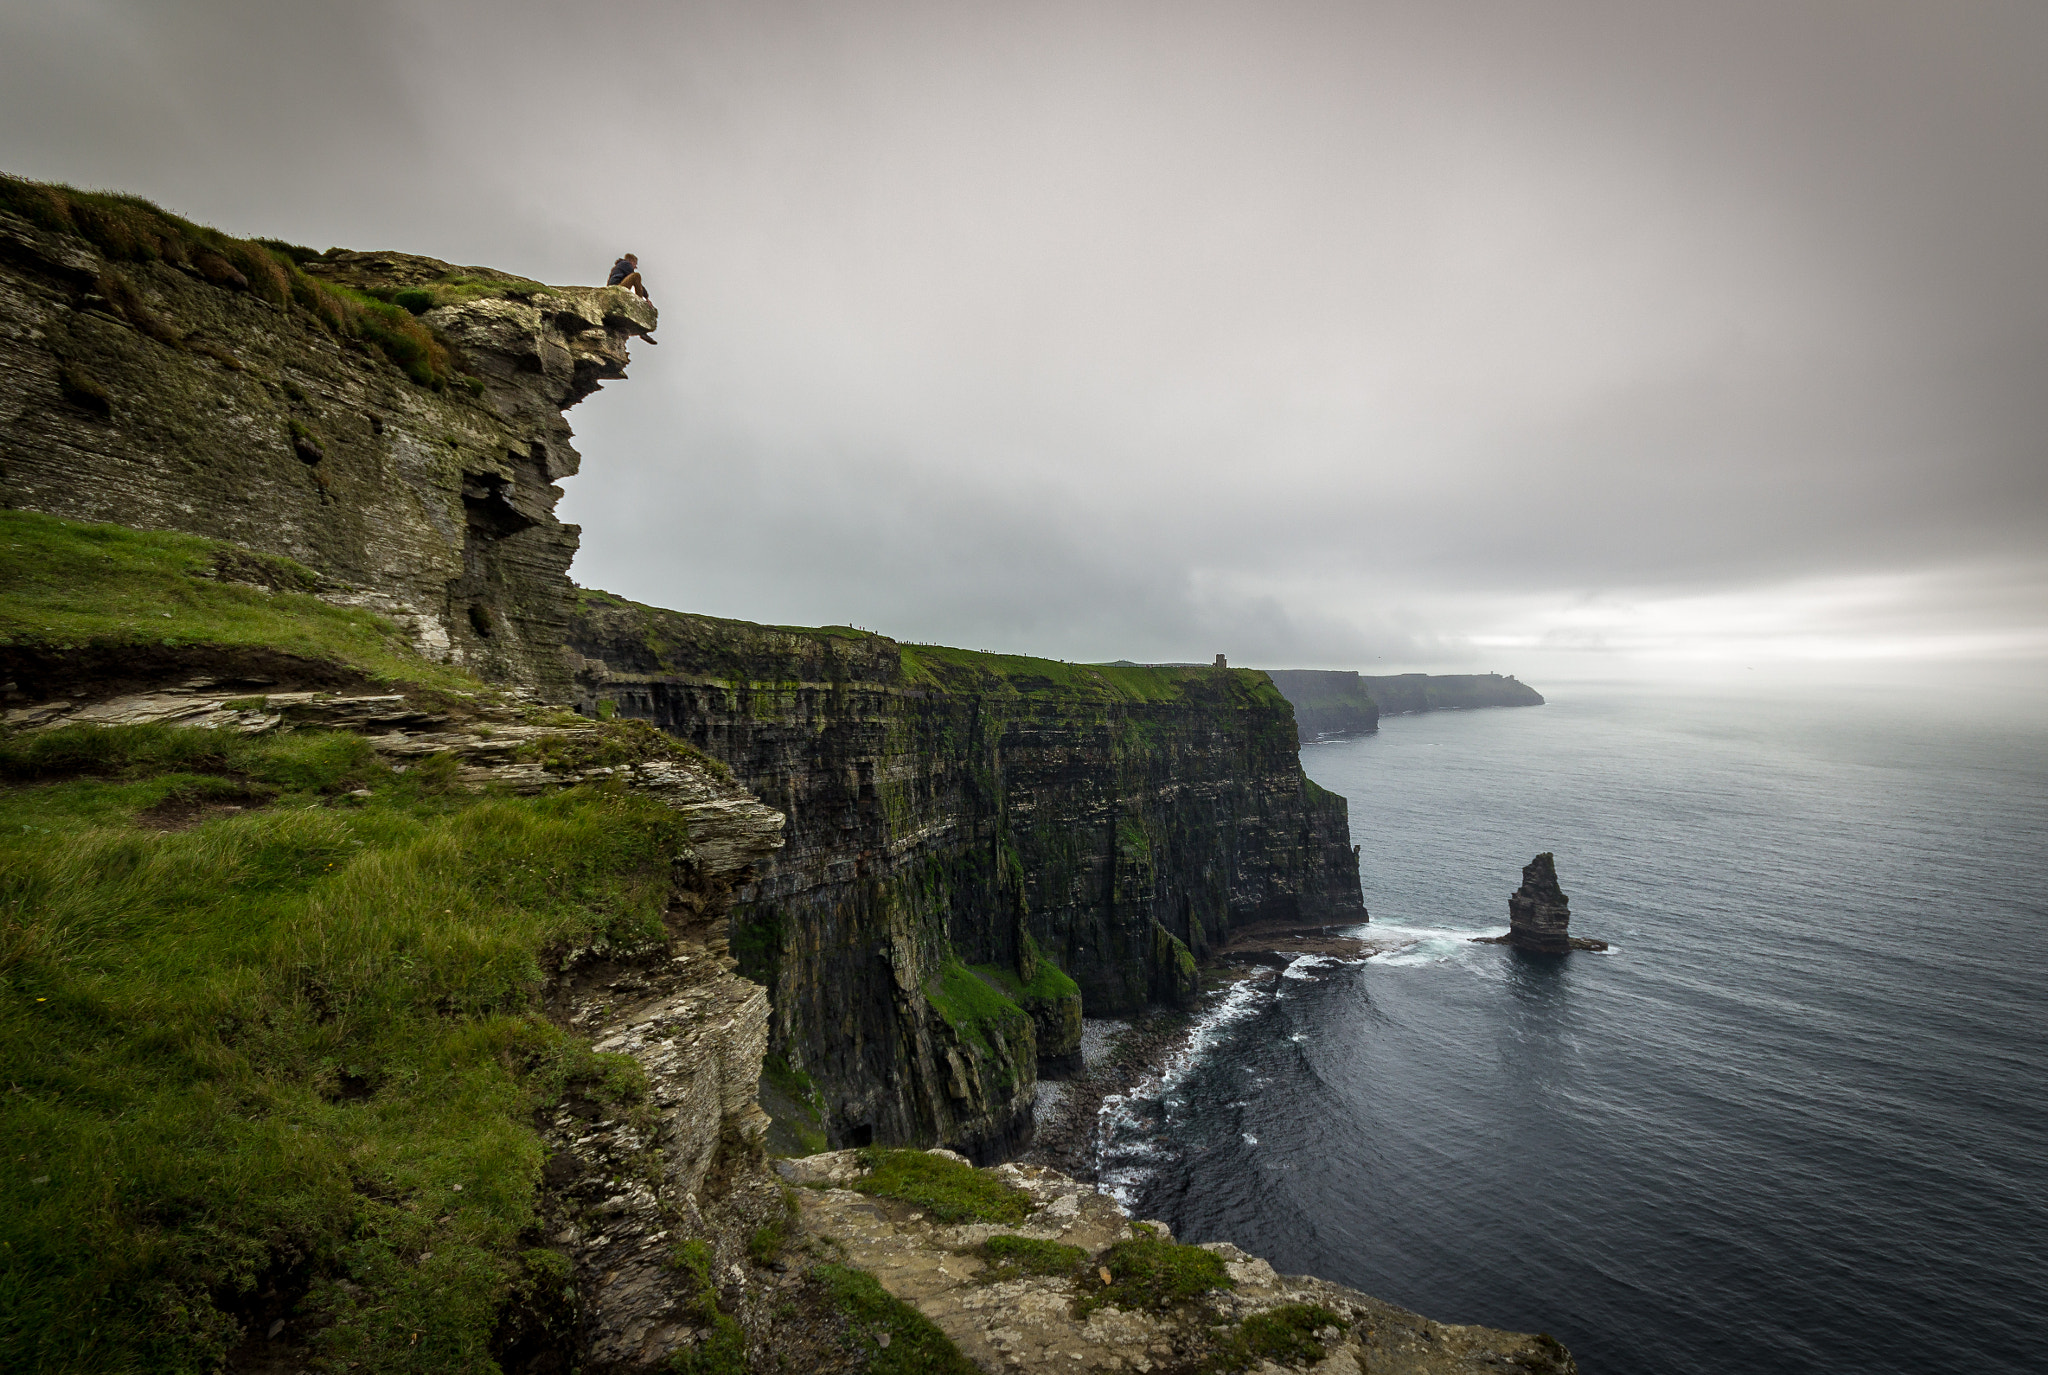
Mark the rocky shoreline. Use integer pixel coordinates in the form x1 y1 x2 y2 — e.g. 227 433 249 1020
1021 1012 1196 1181
1022 923 1394 1182
1211 916 1395 963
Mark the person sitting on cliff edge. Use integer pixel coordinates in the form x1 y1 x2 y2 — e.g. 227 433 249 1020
608 253 649 297
606 253 659 344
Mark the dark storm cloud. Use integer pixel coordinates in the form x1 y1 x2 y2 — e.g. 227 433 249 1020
5 1 2044 671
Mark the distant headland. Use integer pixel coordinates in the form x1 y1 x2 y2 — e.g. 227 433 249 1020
1259 669 1545 742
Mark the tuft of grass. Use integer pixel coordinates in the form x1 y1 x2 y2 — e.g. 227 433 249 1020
1075 1234 1233 1315
1 721 378 793
748 1185 802 1265
0 509 478 689
0 728 690 1371
977 1235 1089 1283
524 715 733 783
1211 1304 1346 1372
816 1263 980 1375
972 941 1080 1013
665 1240 749 1375
851 1148 1035 1224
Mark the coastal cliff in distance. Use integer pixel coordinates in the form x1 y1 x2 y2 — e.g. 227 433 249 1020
1263 669 1381 740
567 597 1365 1161
1365 671 1544 715
1264 669 1544 740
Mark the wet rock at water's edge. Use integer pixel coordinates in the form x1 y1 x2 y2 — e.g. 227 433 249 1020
1474 852 1608 953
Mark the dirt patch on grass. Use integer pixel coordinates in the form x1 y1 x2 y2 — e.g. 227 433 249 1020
133 783 275 831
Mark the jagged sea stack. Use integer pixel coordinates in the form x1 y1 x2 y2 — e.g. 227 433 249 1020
1508 852 1574 952
1476 852 1607 952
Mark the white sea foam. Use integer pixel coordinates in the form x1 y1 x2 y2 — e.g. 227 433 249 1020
1093 974 1276 1208
1366 921 1506 967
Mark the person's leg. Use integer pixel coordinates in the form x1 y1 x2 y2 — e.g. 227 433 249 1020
619 270 649 299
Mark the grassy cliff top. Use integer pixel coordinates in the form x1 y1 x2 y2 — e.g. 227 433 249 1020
0 508 761 1369
0 720 686 1371
0 510 481 694
573 588 1290 709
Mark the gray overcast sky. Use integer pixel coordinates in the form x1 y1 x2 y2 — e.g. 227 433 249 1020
5 1 2045 679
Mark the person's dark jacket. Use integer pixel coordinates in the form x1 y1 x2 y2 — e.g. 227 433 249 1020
608 258 636 286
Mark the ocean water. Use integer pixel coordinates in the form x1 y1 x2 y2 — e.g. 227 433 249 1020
1101 682 2048 1374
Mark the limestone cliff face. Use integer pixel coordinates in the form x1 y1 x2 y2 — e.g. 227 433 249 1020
0 210 653 698
566 595 1367 1161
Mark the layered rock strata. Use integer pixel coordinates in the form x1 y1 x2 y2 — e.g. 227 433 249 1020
540 904 794 1371
0 210 654 698
567 599 1366 1161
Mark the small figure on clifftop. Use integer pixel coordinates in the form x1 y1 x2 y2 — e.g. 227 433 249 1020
1473 852 1608 953
606 254 659 344
608 253 649 298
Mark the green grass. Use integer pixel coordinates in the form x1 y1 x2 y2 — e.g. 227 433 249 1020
0 510 478 690
922 959 1030 1067
665 1241 748 1375
1 719 383 791
748 1186 802 1265
369 274 545 316
816 1263 979 1375
1211 1304 1346 1372
522 715 732 783
850 1149 1035 1224
0 724 692 1371
971 938 1081 1013
977 1235 1090 1283
899 643 1280 706
0 173 471 391
1075 1233 1233 1315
